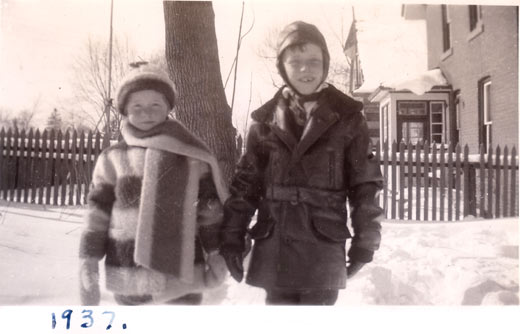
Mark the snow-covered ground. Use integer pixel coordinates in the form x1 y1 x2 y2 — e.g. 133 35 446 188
0 200 518 333
0 200 517 306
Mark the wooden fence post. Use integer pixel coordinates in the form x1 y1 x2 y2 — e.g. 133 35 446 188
431 143 438 221
391 141 397 219
455 144 461 220
25 129 34 203
503 146 509 217
399 141 405 219
464 145 477 217
447 142 453 221
487 147 493 218
60 131 69 206
479 144 486 218
0 128 4 200
415 141 422 220
10 128 18 202
33 129 41 204
54 130 62 205
495 146 502 217
423 141 430 221
18 129 26 202
85 131 93 202
511 147 517 217
407 141 413 219
44 129 53 205
439 143 446 221
69 130 77 205
383 140 389 217
78 131 86 205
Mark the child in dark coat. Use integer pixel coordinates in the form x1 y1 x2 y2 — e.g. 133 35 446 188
79 64 228 305
219 21 384 305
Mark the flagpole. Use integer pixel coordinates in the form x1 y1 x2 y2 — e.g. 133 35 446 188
104 0 114 144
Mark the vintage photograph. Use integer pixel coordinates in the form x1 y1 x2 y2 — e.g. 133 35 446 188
0 0 518 331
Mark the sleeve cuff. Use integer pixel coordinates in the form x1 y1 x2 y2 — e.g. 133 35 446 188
199 224 221 252
348 246 374 263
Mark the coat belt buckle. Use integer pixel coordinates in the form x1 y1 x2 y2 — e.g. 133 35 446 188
290 189 299 205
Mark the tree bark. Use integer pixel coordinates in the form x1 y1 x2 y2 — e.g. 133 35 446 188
163 1 236 181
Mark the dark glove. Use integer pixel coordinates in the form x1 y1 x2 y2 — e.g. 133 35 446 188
79 259 100 305
221 252 244 283
346 261 365 279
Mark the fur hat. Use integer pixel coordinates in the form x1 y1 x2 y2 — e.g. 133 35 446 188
276 21 330 94
116 65 177 115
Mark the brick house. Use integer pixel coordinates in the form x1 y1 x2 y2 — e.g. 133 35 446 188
402 5 518 153
344 8 447 147
346 5 518 153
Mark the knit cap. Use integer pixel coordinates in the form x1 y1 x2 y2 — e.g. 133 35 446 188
276 21 330 94
116 64 177 115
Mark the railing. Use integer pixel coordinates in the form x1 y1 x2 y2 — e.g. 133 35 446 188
377 141 518 221
0 127 107 205
0 128 518 221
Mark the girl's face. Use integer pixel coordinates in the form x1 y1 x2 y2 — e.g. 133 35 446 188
282 43 324 95
125 90 170 131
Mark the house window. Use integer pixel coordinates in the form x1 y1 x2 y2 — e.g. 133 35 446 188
467 5 484 41
430 101 445 144
441 5 451 52
479 78 492 152
398 101 427 116
468 5 480 31
454 92 461 144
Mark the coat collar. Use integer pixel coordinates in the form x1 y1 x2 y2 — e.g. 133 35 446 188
251 86 340 159
292 99 339 161
250 84 363 160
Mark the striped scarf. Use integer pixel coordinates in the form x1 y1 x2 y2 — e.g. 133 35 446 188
121 119 229 282
283 84 328 126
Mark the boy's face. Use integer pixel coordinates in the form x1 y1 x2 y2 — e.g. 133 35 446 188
126 90 170 131
282 43 324 95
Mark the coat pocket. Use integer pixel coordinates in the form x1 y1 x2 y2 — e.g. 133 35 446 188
311 208 351 242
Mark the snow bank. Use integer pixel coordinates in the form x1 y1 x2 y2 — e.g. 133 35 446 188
382 68 449 95
339 218 518 306
0 201 517 306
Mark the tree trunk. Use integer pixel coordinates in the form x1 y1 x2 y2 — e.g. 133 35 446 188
163 1 236 181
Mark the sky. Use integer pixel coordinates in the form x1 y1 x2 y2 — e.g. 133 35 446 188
0 0 167 121
0 200 518 333
0 0 517 133
0 0 411 133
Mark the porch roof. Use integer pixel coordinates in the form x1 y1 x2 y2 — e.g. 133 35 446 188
368 68 450 102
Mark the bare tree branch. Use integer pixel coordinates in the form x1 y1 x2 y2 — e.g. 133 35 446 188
69 36 141 137
224 3 255 89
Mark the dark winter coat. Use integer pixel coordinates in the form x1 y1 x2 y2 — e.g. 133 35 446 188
221 85 384 290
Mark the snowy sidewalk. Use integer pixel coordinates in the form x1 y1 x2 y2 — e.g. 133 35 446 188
0 200 518 306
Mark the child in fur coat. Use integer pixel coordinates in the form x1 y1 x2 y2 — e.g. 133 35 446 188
79 64 229 305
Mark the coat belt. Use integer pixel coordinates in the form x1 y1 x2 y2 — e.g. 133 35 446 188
265 185 347 209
